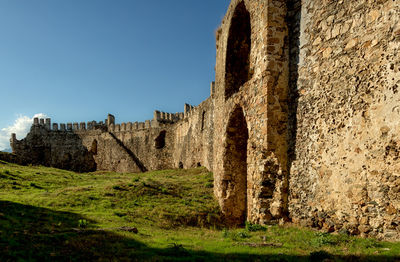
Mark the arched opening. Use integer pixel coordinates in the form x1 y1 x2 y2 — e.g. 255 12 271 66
91 139 98 155
225 1 251 100
155 130 166 149
223 106 249 225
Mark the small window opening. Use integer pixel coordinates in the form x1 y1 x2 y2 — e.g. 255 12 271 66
201 111 206 131
155 130 167 149
91 139 98 155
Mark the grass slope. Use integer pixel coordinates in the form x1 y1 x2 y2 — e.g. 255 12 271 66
0 161 399 261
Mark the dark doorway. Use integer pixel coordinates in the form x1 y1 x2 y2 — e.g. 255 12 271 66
155 130 167 149
223 106 249 224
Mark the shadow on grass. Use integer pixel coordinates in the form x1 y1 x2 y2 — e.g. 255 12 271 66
0 201 399 262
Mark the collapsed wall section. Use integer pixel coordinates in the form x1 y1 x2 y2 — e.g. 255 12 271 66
289 0 400 240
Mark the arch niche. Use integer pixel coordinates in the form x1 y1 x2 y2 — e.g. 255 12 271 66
225 1 251 100
223 106 249 225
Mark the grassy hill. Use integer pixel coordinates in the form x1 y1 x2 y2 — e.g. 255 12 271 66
0 161 399 261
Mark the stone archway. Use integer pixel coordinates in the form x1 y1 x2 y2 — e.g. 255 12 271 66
225 1 251 100
222 106 249 225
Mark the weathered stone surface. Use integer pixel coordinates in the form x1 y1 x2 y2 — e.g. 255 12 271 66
11 125 97 172
288 0 400 241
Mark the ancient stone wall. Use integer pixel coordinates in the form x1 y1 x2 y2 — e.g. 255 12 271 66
212 0 289 226
102 103 215 173
172 97 215 171
11 101 215 174
289 0 400 240
105 120 175 172
11 120 98 172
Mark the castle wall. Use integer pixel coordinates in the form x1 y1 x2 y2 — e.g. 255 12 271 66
106 123 174 172
11 123 97 173
172 97 215 170
103 103 215 173
76 130 144 173
9 0 400 240
289 0 400 239
11 104 215 175
213 0 289 225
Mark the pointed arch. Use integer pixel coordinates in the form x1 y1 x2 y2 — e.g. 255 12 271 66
225 1 252 100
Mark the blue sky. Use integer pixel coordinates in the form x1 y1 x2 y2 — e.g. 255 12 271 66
0 0 230 150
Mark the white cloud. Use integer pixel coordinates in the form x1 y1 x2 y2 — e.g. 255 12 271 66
0 113 47 151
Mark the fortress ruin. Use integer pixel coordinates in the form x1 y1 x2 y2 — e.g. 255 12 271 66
9 0 400 240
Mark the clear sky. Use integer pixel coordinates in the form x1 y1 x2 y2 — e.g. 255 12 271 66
0 0 230 151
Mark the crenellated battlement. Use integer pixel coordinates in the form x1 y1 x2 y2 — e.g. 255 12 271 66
108 120 160 132
183 103 198 119
105 103 199 134
153 110 184 123
27 102 201 137
31 117 108 133
152 103 198 124
106 113 162 133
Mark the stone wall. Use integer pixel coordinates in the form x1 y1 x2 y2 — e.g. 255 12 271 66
289 0 400 240
172 97 215 170
103 123 174 172
11 123 97 172
11 101 215 175
212 0 289 226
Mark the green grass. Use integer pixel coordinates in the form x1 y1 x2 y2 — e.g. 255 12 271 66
0 161 399 261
